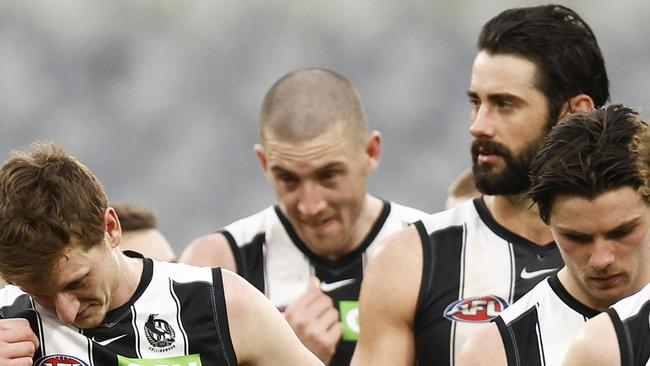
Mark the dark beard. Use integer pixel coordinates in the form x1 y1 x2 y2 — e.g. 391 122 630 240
471 138 542 195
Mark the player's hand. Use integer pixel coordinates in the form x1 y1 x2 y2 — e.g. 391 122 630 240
0 318 39 366
283 276 343 365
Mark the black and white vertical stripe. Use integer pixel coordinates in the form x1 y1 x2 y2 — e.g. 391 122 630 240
413 198 564 366
608 282 650 366
0 256 237 365
496 275 600 366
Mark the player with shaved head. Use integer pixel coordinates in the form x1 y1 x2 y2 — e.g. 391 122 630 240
181 68 428 365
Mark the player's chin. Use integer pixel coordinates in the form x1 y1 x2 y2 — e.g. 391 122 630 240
74 317 103 329
473 162 504 178
74 309 106 329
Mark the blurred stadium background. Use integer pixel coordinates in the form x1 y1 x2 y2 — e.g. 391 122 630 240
2 0 649 253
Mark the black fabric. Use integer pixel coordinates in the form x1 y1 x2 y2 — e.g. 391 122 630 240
222 229 266 292
210 267 238 366
0 294 44 359
548 274 600 319
0 259 236 364
609 301 650 366
609 308 633 366
275 201 391 271
496 307 543 366
474 198 554 250
224 201 399 366
412 197 564 365
414 221 465 365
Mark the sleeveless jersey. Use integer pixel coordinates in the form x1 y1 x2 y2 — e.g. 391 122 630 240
608 282 650 366
0 254 237 366
221 199 428 366
0 284 24 304
494 274 599 366
414 197 564 365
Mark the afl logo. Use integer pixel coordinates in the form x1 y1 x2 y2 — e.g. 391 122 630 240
443 295 509 323
35 354 89 366
144 314 176 349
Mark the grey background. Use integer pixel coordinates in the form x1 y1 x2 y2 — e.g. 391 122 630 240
2 0 649 254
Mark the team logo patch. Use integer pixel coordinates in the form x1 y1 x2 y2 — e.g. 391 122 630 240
117 354 202 366
35 354 90 366
144 314 176 352
443 295 509 323
339 300 359 341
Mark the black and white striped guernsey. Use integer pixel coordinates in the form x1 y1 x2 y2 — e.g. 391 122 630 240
494 274 599 366
608 282 650 366
414 197 564 365
0 253 237 366
220 200 428 366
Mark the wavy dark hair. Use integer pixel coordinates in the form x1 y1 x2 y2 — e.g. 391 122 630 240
528 104 650 223
479 4 609 122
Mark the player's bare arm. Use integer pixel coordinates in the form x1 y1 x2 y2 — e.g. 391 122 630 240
350 226 422 366
562 313 620 366
457 322 506 366
222 269 324 366
179 233 237 271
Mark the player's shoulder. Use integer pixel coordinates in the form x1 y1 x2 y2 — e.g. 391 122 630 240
418 198 479 234
367 201 430 246
498 276 552 323
372 223 422 268
610 281 650 320
222 205 277 242
361 224 423 322
154 259 215 284
219 268 271 314
387 201 430 221
0 285 36 319
179 230 235 267
0 285 27 306
563 312 619 366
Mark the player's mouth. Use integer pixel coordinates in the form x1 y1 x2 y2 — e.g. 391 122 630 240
476 152 502 164
76 304 94 320
305 217 334 233
472 142 506 165
590 274 622 287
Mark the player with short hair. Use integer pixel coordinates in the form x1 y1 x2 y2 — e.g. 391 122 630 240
180 67 429 365
351 4 609 365
0 141 324 366
459 105 650 366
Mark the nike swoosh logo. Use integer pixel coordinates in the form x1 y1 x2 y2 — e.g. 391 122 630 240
520 267 558 280
92 334 128 346
320 278 356 292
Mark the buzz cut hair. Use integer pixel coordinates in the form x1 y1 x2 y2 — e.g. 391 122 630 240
259 68 368 146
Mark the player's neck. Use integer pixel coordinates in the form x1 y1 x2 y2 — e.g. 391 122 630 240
484 194 553 245
344 195 384 255
557 268 612 311
110 254 144 311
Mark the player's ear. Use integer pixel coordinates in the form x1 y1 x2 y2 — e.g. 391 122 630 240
365 131 382 173
104 207 122 247
254 144 268 173
559 94 595 117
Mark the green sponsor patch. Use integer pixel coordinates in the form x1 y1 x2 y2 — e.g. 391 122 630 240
339 300 359 341
117 354 202 366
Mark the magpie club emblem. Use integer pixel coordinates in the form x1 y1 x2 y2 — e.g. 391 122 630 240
144 314 176 351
